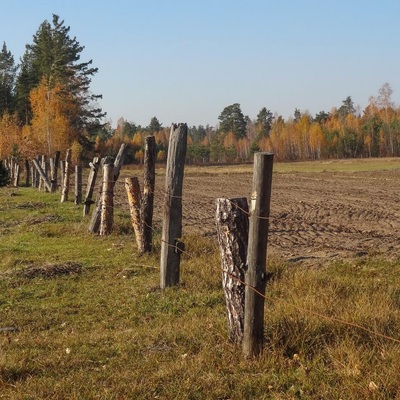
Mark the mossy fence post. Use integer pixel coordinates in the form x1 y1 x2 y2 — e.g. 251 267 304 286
216 197 249 343
160 123 188 289
243 152 274 358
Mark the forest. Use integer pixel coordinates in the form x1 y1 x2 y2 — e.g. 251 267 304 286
0 15 399 165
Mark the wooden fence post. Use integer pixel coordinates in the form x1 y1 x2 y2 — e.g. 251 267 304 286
32 159 52 192
13 164 20 187
99 160 114 236
125 177 143 249
141 135 156 252
243 152 274 358
83 157 100 216
61 149 71 202
24 159 30 187
50 151 60 192
160 123 188 289
75 165 83 205
38 155 45 190
216 197 249 343
88 144 128 234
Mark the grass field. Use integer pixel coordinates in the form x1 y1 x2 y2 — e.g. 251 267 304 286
1 160 400 399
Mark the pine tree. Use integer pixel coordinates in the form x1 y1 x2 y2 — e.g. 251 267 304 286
15 14 105 139
0 42 17 116
0 160 10 186
218 103 246 139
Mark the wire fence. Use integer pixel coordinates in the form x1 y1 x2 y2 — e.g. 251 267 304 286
16 160 400 346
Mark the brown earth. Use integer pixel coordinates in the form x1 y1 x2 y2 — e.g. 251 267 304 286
117 167 400 265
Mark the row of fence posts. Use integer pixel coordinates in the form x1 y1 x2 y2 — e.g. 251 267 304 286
3 123 274 358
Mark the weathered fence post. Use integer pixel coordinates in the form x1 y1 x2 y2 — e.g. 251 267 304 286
141 135 156 252
75 165 83 205
32 158 52 192
125 177 143 249
160 123 188 289
25 159 30 187
243 152 274 358
99 159 114 236
61 149 72 202
38 155 45 190
43 160 49 192
13 164 20 187
216 197 249 343
50 151 60 192
83 157 100 216
88 143 128 234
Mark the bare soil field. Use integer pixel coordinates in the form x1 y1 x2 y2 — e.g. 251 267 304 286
118 162 400 265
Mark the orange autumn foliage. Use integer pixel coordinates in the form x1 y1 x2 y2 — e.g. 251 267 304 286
29 78 77 156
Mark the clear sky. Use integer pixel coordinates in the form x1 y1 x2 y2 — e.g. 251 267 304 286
1 0 400 128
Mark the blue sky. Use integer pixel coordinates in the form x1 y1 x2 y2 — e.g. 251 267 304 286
2 0 400 128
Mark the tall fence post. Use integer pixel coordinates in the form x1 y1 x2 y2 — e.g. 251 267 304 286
75 165 83 205
216 197 249 343
160 123 188 289
61 149 72 202
141 135 156 252
83 157 100 216
99 159 114 236
243 152 273 358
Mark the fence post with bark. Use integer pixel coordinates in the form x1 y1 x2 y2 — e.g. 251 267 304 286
99 159 114 236
75 165 83 205
243 152 274 358
125 135 157 253
83 157 100 216
88 143 128 234
141 135 156 252
160 123 188 289
61 149 72 202
216 197 249 343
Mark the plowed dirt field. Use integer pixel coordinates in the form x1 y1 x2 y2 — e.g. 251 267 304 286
118 160 400 265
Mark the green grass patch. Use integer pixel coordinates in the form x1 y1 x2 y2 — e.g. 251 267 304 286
1 181 400 399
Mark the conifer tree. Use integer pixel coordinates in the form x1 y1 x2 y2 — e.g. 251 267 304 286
0 42 17 116
15 14 105 140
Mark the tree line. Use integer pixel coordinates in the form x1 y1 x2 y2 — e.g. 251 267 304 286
0 14 399 165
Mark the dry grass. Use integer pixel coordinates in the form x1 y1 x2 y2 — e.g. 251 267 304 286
1 168 400 399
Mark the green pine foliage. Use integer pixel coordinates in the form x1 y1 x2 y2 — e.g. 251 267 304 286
0 161 10 186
